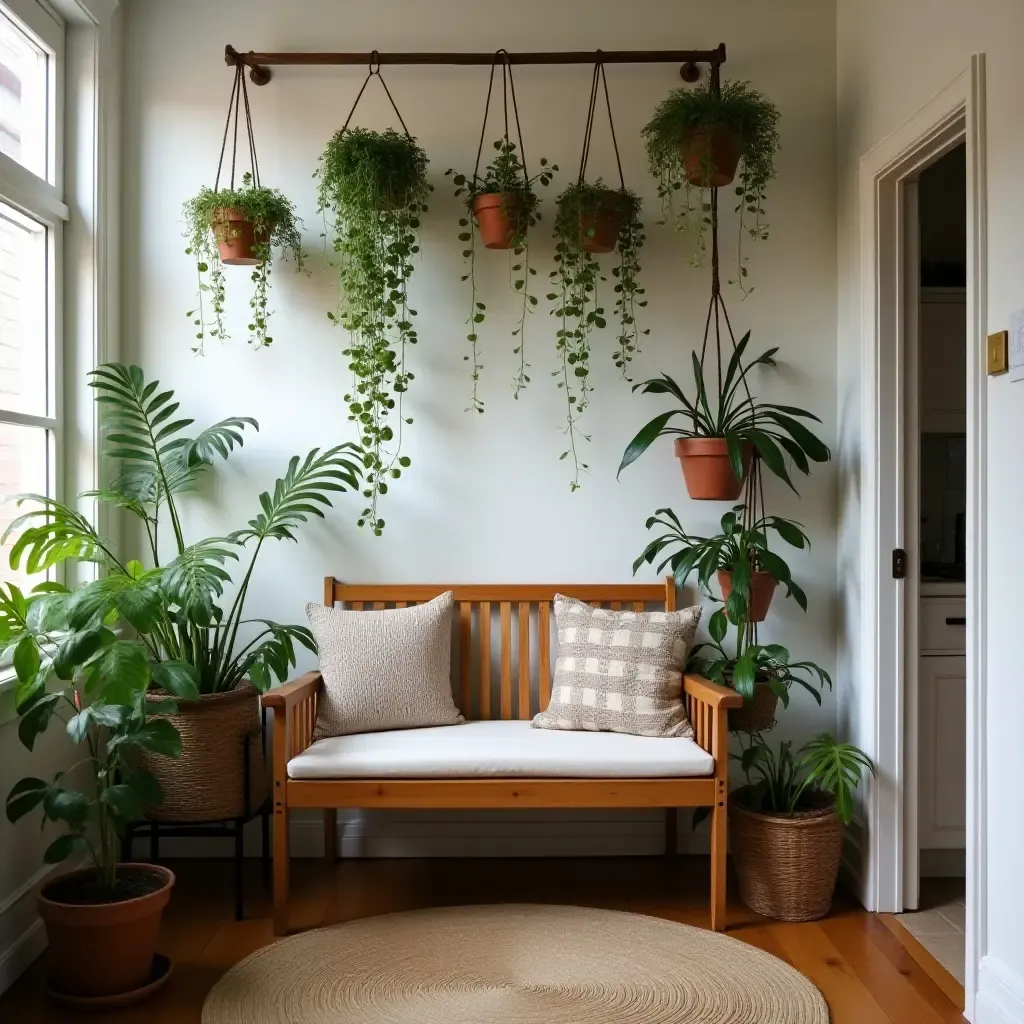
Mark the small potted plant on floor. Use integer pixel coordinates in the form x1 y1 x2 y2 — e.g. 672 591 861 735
617 331 830 499
316 127 431 533
643 79 780 288
183 172 304 351
730 732 874 921
549 180 647 489
2 581 194 1002
634 504 810 623
446 140 556 408
4 362 363 828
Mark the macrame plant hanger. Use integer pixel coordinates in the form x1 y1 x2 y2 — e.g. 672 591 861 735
215 60 261 195
471 49 528 190
339 50 413 139
577 54 626 197
695 59 767 660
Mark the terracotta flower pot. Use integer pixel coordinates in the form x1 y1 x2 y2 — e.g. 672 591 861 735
728 679 779 733
473 192 524 249
679 127 741 188
673 437 751 500
578 206 625 253
730 788 845 921
213 208 271 266
38 864 174 999
139 682 266 822
718 568 778 623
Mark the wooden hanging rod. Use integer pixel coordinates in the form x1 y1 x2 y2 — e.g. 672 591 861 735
223 43 726 86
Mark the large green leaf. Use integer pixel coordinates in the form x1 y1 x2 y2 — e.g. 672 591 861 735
6 777 49 823
17 693 61 751
43 833 88 864
12 635 39 684
151 660 200 700
66 702 125 744
616 411 682 478
120 718 182 758
81 641 150 703
43 786 90 828
65 572 164 633
160 539 238 626
4 496 111 574
54 625 116 681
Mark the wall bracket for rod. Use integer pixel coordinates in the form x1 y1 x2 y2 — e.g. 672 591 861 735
223 43 726 86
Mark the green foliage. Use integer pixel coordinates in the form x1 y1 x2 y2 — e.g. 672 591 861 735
617 331 830 491
643 80 780 291
634 504 809 620
3 362 362 697
549 181 646 490
183 172 305 351
315 128 431 534
2 579 192 894
735 732 874 825
446 140 557 407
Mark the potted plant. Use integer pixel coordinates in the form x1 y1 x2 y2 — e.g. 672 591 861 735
689 609 832 733
316 127 430 534
634 504 809 624
617 331 830 499
548 180 647 490
183 172 304 352
1 581 194 1001
446 140 557 407
643 79 780 290
730 733 874 921
4 362 363 825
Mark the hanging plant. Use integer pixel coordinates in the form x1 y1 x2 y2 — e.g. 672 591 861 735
183 65 304 352
643 77 779 291
315 67 431 536
445 54 557 408
547 61 648 491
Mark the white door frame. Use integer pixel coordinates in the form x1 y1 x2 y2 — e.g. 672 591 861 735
858 56 986 1019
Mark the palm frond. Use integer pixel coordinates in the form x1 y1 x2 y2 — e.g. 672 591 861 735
160 539 239 627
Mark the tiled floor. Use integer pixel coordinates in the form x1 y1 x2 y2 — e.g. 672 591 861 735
895 878 966 984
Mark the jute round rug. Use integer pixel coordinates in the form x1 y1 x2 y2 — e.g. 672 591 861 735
202 904 829 1023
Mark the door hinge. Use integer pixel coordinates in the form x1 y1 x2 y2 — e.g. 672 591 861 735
892 548 908 579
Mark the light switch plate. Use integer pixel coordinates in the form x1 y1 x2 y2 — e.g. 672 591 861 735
987 330 1008 375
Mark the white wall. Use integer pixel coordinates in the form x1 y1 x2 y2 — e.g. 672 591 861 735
837 2 1024 1021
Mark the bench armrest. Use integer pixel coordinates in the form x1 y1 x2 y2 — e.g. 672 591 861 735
684 673 743 710
261 671 322 711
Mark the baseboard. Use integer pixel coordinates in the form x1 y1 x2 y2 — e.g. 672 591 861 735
124 810 711 860
976 957 1024 1024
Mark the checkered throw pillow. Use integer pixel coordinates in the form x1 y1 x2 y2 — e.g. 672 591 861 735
532 596 701 738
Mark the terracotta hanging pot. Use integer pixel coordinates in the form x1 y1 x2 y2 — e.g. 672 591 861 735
38 864 174 1001
578 205 625 254
718 568 778 623
730 787 845 921
728 679 780 734
674 437 751 500
679 127 741 188
473 192 525 249
213 208 271 266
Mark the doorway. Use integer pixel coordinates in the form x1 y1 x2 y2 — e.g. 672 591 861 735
893 144 968 985
856 57 986 1018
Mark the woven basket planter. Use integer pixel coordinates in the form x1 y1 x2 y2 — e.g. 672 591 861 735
139 682 267 822
729 788 845 921
728 681 779 733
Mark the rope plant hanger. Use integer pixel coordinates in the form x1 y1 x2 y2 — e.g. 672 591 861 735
315 54 431 536
183 61 304 352
447 51 556 411
551 55 646 491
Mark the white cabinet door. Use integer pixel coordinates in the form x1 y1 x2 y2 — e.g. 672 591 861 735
918 655 966 849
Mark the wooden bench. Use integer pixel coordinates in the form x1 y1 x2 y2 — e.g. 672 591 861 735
262 578 742 936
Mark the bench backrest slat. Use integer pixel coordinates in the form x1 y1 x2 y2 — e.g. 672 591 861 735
324 580 676 720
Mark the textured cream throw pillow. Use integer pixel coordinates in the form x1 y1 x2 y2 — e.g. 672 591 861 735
305 592 464 739
532 596 702 738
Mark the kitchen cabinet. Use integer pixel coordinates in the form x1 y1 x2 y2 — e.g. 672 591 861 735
919 288 966 433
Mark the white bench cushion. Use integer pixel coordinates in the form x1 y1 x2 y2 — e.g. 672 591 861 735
287 719 714 780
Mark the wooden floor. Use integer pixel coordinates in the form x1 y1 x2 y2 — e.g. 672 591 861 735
1 856 966 1022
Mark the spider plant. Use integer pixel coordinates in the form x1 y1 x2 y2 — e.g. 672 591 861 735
617 331 830 491
634 504 809 622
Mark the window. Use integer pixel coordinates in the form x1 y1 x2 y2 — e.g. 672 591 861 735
0 0 62 592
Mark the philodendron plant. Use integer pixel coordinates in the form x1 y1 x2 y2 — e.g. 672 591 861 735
3 362 363 697
315 127 431 535
618 331 830 491
2 581 190 893
183 172 305 352
634 504 809 622
446 140 557 407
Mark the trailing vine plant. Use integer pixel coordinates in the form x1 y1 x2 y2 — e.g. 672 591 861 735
315 72 431 535
446 140 556 408
643 77 779 293
183 63 304 352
